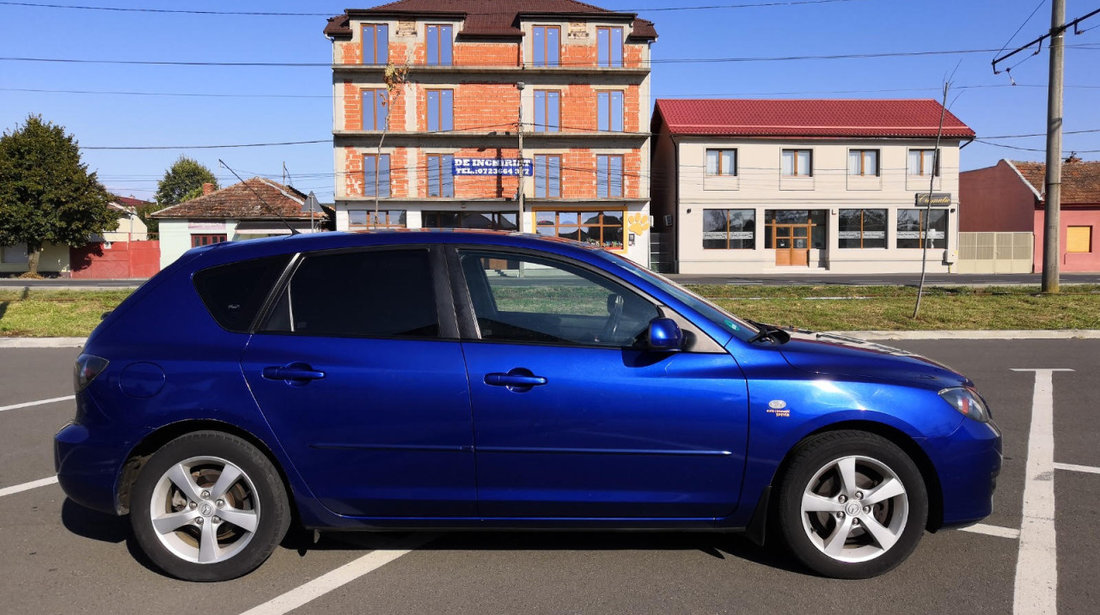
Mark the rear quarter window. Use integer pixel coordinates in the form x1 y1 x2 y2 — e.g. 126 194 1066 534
193 254 292 332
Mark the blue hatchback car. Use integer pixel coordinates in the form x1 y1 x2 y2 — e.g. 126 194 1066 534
55 231 1001 581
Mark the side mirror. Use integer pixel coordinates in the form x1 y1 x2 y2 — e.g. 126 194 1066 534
645 317 683 351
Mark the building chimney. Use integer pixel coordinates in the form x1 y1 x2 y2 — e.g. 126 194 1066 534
202 182 215 195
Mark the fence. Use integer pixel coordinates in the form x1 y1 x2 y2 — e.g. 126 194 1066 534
70 239 160 279
956 232 1033 274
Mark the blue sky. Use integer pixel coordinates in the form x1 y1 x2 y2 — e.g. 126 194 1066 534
1 0 1098 203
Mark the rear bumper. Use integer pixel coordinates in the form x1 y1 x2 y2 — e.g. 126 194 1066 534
54 422 128 515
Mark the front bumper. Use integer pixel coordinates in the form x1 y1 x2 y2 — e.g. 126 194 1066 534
929 417 1003 528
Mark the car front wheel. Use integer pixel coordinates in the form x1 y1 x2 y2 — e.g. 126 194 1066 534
129 431 290 581
776 430 928 579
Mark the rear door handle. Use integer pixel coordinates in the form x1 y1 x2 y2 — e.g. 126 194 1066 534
262 363 325 385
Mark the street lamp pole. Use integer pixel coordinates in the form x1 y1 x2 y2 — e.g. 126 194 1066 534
517 81 525 233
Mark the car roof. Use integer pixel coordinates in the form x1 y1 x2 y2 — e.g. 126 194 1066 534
189 230 607 269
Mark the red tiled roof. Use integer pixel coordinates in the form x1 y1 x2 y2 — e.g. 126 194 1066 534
654 99 975 139
151 178 317 220
1010 160 1100 205
111 195 152 208
325 1 656 40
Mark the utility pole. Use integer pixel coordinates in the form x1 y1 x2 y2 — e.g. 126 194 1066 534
516 81 525 233
1042 0 1065 294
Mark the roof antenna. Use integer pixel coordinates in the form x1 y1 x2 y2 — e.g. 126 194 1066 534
218 159 299 236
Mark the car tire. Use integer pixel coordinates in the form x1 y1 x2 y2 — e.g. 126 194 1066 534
775 430 928 579
129 431 290 582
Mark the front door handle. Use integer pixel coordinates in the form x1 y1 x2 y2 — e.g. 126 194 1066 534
484 368 547 392
262 363 325 385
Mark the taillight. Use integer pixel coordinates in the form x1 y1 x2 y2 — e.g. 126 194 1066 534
74 354 109 392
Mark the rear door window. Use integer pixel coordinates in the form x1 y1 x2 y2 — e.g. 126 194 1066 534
193 254 292 332
262 249 440 338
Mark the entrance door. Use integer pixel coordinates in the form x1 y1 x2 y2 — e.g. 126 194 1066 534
773 223 811 266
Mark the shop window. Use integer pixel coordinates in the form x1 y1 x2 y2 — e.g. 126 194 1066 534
706 149 737 176
1067 226 1093 253
532 26 560 67
426 154 454 197
838 209 887 248
535 210 624 249
597 154 624 198
361 89 388 130
781 149 812 177
764 210 827 249
426 89 454 132
426 25 453 66
348 209 406 229
361 24 389 65
363 154 390 198
598 91 624 131
534 154 562 198
897 209 947 248
848 150 880 176
703 209 755 249
423 211 517 231
597 27 623 67
534 90 561 132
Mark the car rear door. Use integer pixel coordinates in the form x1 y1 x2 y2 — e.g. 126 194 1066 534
452 247 749 520
240 246 476 518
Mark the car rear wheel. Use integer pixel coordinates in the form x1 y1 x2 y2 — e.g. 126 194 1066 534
776 430 927 579
130 431 290 581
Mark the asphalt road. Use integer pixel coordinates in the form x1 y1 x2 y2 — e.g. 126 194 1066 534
1 340 1096 614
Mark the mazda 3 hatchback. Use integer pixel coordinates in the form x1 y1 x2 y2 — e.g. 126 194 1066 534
55 231 1001 581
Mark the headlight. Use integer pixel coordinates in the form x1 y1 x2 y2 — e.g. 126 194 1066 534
939 386 991 423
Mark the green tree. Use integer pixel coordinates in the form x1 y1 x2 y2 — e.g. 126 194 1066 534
0 115 117 276
145 156 218 233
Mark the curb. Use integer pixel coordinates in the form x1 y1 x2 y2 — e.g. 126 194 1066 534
3 330 1100 349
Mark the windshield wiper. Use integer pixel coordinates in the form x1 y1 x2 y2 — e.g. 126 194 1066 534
746 319 791 344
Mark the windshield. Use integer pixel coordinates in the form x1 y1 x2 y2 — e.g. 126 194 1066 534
594 250 760 342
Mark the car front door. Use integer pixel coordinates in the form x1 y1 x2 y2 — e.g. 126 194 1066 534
240 246 476 518
453 248 749 519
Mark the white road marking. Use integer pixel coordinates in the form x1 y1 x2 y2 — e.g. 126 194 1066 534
239 534 436 615
960 523 1021 540
0 395 75 413
1011 368 1072 615
1054 462 1100 475
0 476 58 498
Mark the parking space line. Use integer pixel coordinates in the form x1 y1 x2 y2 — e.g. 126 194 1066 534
1011 368 1072 615
238 534 437 615
1054 462 1100 475
960 523 1021 540
0 395 75 413
0 476 58 498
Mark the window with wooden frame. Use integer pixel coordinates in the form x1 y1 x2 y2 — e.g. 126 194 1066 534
348 209 406 229
191 234 227 248
1067 226 1093 253
426 24 453 66
702 209 754 249
426 154 454 197
848 149 880 176
597 91 624 132
532 25 560 67
361 89 388 130
907 149 940 176
706 149 737 176
534 154 562 198
362 153 390 198
596 26 624 67
781 149 812 177
535 209 625 249
361 24 389 65
838 209 887 248
896 208 947 249
533 90 561 132
426 89 454 132
597 154 624 198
